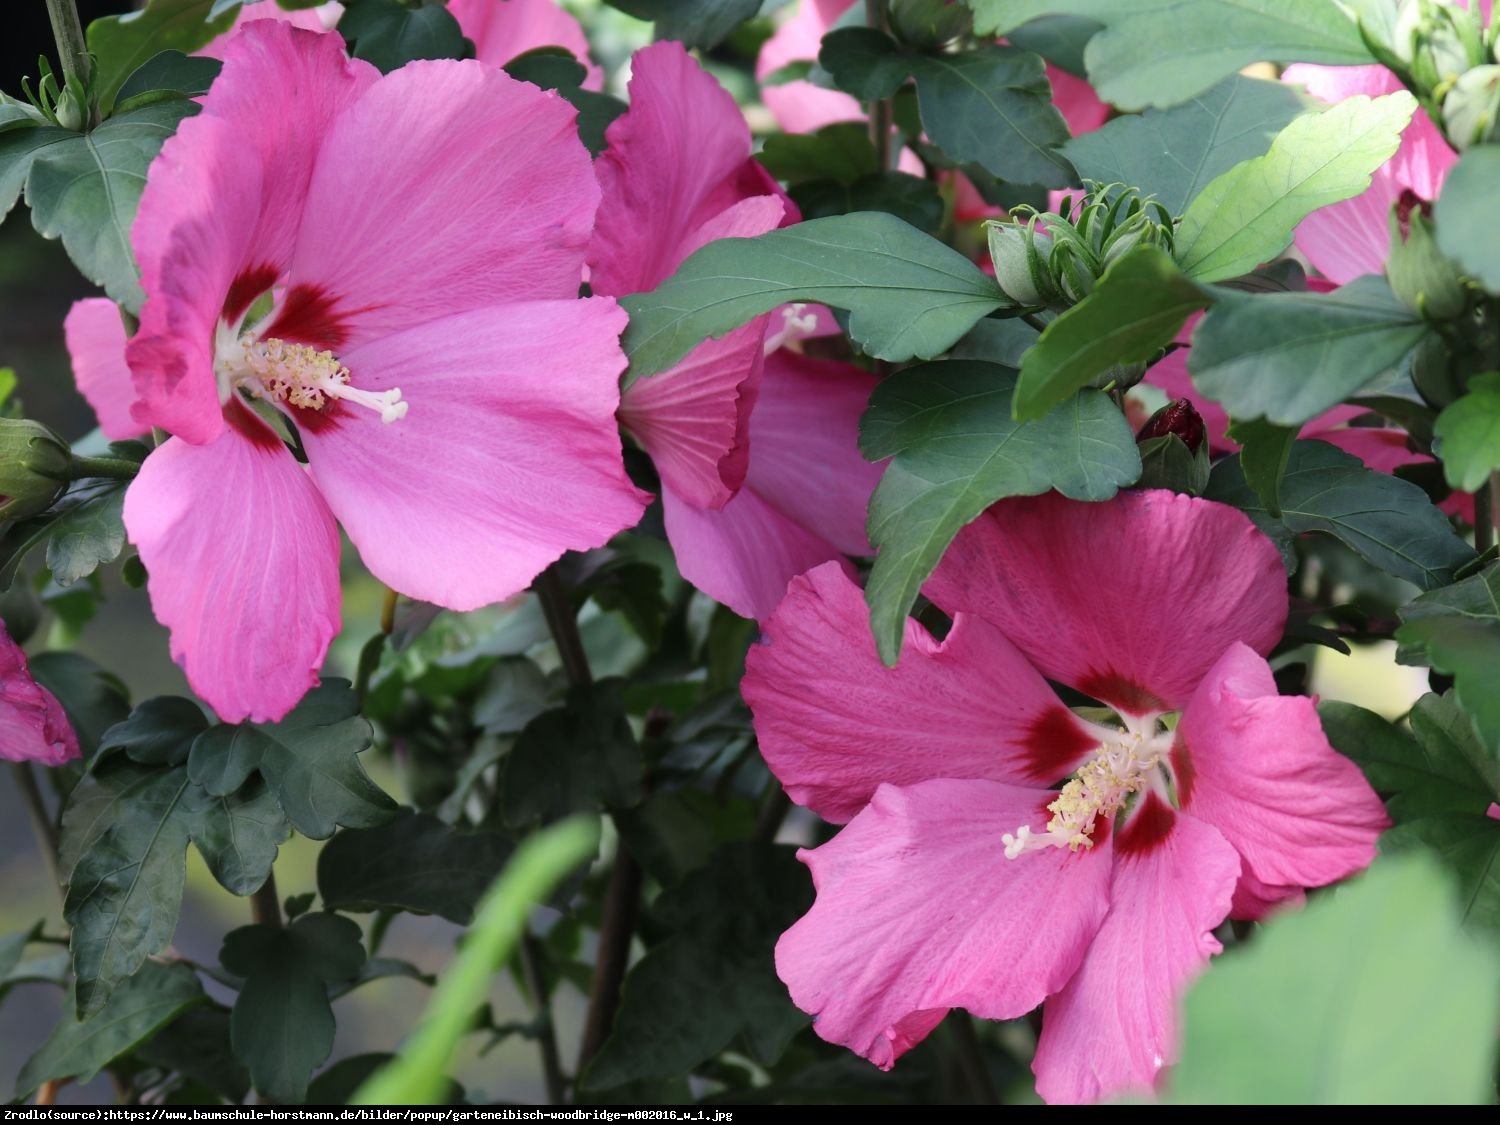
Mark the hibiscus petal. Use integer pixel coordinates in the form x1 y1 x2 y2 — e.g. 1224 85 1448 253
287 59 597 348
1048 64 1109 136
1172 642 1388 895
746 350 885 557
757 0 863 134
197 1 343 61
448 0 603 89
1229 867 1305 922
778 778 1113 1069
0 622 80 766
123 405 341 723
745 562 1100 821
927 491 1288 715
300 299 646 610
1031 799 1239 1105
1294 162 1401 284
64 299 145 440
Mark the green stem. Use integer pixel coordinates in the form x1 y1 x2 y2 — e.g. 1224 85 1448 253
533 568 592 689
865 0 894 172
1477 472 1497 553
67 455 140 481
44 0 91 92
519 933 567 1105
10 762 62 897
250 868 283 929
948 1013 1000 1104
753 785 792 845
575 840 642 1073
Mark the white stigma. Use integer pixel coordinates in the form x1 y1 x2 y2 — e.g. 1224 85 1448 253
236 336 408 424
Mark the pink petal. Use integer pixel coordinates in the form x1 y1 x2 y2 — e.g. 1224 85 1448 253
927 491 1289 716
64 299 146 440
1280 63 1403 103
590 41 765 296
1173 643 1388 898
1047 64 1109 136
743 562 1102 823
1293 162 1402 284
123 404 342 723
777 778 1114 1069
1032 798 1239 1104
744 349 883 558
198 1 343 60
619 322 767 509
299 299 647 610
1229 867 1305 922
286 58 597 350
448 0 603 89
0 622 81 766
1313 425 1424 476
757 0 863 134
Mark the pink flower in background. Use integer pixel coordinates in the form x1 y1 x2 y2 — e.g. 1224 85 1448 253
197 0 344 60
743 491 1387 1103
122 22 644 722
0 622 80 766
447 0 603 87
63 299 147 441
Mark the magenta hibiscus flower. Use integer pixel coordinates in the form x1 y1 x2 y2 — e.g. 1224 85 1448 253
121 23 645 722
0 622 80 767
743 490 1387 1103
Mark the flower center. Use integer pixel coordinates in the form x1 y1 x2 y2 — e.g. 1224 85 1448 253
227 335 408 424
1002 727 1171 860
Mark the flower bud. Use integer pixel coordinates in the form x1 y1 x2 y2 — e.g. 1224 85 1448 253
1442 63 1500 147
1137 398 1207 454
54 86 84 132
888 0 972 48
1387 191 1469 320
987 218 1056 307
0 418 71 521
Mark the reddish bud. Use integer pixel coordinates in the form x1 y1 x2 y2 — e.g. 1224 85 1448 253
1137 398 1206 454
1394 189 1429 240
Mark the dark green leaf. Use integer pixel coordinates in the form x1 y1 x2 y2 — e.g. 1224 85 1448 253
100 696 209 767
609 0 761 49
338 0 468 72
188 680 395 839
28 651 130 755
1189 277 1430 426
183 780 290 896
817 27 911 100
1014 245 1209 421
0 924 37 983
14 961 204 1097
307 1053 463 1105
502 681 642 827
87 0 236 113
1135 433 1210 495
620 213 1008 384
1225 417 1297 517
24 100 197 311
1432 372 1500 491
220 913 365 1103
1175 91 1415 282
583 844 812 1089
1434 146 1500 294
614 790 758 887
758 123 877 185
1166 856 1499 1103
472 657 553 734
1061 75 1308 215
1396 564 1500 752
1381 818 1500 937
860 361 1139 663
791 173 945 232
1206 440 1476 588
318 810 512 924
138 1005 249 1104
114 51 222 111
503 51 625 158
0 476 131 592
0 123 72 220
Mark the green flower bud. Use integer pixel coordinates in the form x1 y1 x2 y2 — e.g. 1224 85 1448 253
0 419 71 521
54 86 84 132
986 217 1057 306
887 0 972 48
1387 191 1469 320
1442 62 1500 147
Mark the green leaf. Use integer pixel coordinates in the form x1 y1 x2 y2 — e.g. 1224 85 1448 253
583 844 813 1090
1396 563 1500 752
184 781 290 896
1175 92 1416 282
758 123 878 185
99 696 208 767
620 212 1007 385
970 1 1374 110
614 790 758 887
1188 277 1430 426
503 51 625 158
817 27 911 100
1225 417 1297 517
609 0 761 49
87 0 236 114
188 680 396 839
1206 440 1476 588
317 810 512 924
220 913 365 1103
1165 855 1499 1103
1432 372 1500 491
114 50 222 112
501 681 642 827
137 1005 249 1104
24 100 197 312
1061 74 1308 216
338 0 468 73
1014 245 1210 421
27 651 130 756
860 361 1140 664
909 47 1074 188
1382 818 1500 937
0 476 132 591
0 123 72 220
14 961 204 1098
1434 145 1500 294
791 173 945 233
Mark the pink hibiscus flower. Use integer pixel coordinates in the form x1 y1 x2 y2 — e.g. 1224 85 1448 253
0 622 80 766
743 490 1387 1103
120 22 645 722
197 0 344 60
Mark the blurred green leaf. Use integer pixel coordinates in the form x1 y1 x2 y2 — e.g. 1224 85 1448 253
1433 146 1500 294
609 0 761 48
1396 564 1500 752
502 681 642 827
1225 417 1297 517
759 123 878 185
1432 372 1500 492
338 0 468 73
818 27 910 100
792 173 944 233
138 1005 249 1103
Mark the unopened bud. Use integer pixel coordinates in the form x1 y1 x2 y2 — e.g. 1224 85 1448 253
1137 398 1207 454
0 419 71 521
888 0 972 48
54 86 84 132
1388 190 1469 319
1442 63 1500 147
987 218 1056 307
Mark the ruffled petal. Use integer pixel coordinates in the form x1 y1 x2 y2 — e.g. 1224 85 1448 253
448 0 603 89
1229 867 1305 922
64 299 145 440
123 404 341 723
927 491 1289 716
0 622 81 766
743 562 1102 823
1032 799 1239 1104
285 59 597 349
778 778 1114 1069
1172 643 1388 898
299 299 646 610
743 349 883 557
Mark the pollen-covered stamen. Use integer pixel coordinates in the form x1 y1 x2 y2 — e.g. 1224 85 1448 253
238 336 408 424
1002 730 1169 860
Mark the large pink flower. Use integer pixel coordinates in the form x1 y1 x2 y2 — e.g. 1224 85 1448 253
743 491 1387 1103
122 23 645 722
446 0 602 88
0 623 80 766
